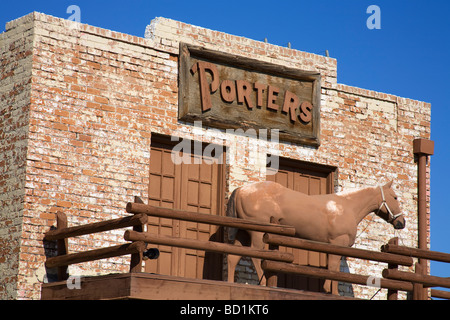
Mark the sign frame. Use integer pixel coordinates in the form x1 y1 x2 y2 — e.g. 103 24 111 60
178 42 321 146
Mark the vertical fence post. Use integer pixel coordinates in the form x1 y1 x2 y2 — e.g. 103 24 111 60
413 139 434 301
413 262 425 300
386 237 399 300
413 139 434 258
129 224 145 273
129 197 146 273
56 211 69 281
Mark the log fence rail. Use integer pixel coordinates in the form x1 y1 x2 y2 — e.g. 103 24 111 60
44 202 450 300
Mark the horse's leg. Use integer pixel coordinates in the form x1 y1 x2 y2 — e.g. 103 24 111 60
249 231 266 286
227 254 241 283
324 254 341 294
250 257 265 285
325 235 350 294
227 230 266 285
227 229 248 283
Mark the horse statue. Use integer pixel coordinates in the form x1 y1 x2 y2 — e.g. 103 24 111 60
226 180 405 294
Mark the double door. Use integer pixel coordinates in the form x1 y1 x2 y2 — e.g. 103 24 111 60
146 137 224 280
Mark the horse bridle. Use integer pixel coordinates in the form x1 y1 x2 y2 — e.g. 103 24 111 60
377 186 402 223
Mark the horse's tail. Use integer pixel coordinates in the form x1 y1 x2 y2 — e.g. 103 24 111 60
226 188 239 242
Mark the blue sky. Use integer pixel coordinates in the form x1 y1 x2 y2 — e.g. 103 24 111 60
1 1 448 283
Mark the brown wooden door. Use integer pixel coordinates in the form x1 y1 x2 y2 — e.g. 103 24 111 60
146 137 224 280
267 159 334 292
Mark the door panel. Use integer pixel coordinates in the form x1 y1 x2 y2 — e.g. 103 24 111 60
146 136 224 280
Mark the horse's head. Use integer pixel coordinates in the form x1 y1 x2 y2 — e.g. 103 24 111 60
375 181 405 230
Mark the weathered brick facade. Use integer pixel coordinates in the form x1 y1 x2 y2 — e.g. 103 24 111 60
0 12 431 299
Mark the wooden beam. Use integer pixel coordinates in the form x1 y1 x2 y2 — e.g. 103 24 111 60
383 268 450 289
41 272 358 300
262 260 413 292
126 202 296 236
431 289 450 300
382 243 450 263
45 241 147 269
124 230 294 263
44 213 148 241
264 233 413 266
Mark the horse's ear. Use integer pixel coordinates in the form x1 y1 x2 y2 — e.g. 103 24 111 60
384 180 393 189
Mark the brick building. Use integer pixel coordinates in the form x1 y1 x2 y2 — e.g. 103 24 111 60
0 12 431 299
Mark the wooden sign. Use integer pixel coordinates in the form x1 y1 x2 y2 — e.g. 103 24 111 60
178 43 321 146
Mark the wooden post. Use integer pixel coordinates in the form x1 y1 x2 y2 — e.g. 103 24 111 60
265 267 278 287
129 197 146 273
129 224 145 273
413 141 434 270
387 238 399 300
413 262 425 300
56 211 69 281
413 139 434 301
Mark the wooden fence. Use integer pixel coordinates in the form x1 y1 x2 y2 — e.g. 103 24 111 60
262 234 450 300
44 202 450 300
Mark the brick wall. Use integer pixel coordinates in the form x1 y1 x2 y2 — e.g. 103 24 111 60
146 17 430 298
0 14 34 299
0 13 431 299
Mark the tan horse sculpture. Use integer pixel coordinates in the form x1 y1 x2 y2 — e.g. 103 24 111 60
226 180 405 294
